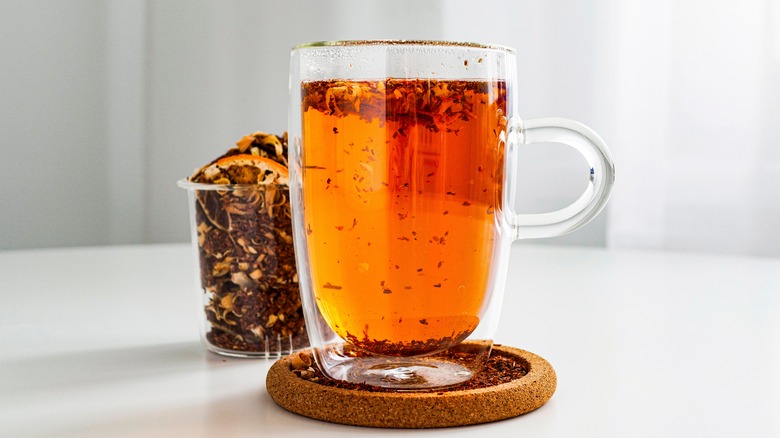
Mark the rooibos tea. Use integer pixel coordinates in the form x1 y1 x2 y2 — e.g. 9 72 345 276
300 79 507 356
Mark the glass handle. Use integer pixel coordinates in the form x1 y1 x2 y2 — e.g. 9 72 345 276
505 117 615 240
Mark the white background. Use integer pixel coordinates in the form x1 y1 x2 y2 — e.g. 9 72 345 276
2 0 779 257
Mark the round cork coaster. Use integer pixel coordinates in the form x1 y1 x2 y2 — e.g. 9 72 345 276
266 345 556 428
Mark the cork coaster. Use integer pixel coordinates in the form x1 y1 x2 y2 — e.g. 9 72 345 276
266 345 556 428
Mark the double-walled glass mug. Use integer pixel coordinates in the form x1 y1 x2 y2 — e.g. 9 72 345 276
288 40 614 390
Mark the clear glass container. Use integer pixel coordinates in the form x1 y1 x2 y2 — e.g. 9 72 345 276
288 40 614 388
178 180 308 358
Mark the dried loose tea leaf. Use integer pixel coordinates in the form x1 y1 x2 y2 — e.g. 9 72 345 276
293 349 528 393
323 282 343 290
301 79 505 135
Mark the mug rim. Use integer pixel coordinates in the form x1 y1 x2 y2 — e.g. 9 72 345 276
292 40 515 53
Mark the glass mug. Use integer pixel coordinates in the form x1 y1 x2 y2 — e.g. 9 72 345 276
288 40 614 390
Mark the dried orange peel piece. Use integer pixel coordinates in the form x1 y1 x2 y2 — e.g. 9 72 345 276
199 154 289 185
188 131 289 185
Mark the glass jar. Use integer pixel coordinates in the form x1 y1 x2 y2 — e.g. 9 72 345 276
178 180 308 358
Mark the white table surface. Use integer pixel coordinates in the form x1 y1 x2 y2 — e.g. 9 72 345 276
1 243 778 437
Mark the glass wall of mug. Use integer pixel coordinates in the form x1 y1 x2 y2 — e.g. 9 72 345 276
288 41 614 389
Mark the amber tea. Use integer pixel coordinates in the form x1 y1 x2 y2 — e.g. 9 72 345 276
300 79 507 356
290 40 614 390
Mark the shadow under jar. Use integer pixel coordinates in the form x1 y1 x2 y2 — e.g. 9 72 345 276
178 180 309 358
